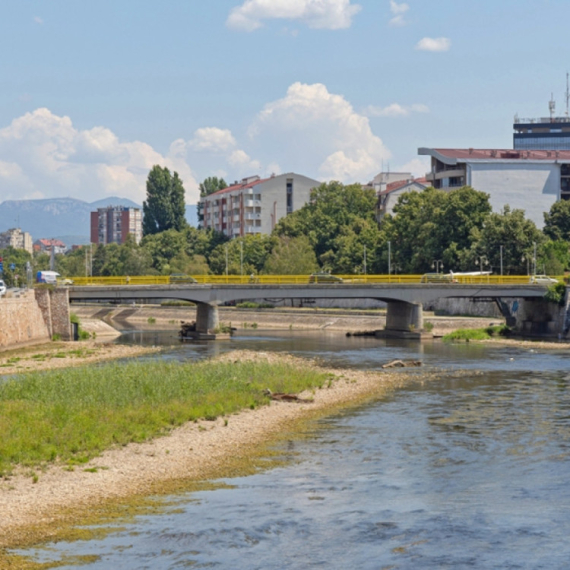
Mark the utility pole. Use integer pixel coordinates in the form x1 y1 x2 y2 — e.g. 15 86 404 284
500 245 503 276
388 241 391 275
225 244 229 277
240 240 243 278
363 245 367 275
533 241 537 275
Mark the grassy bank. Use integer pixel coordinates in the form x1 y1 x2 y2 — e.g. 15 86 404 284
443 324 510 342
0 359 332 477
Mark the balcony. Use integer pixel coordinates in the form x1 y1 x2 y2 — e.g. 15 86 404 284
244 199 261 207
245 212 261 220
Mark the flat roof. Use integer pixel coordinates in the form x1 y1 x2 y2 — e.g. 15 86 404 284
419 147 570 163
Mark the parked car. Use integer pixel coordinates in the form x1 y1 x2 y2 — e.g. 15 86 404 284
0 279 6 296
420 273 457 283
36 270 60 284
58 278 74 286
169 273 197 284
308 272 343 284
529 275 558 285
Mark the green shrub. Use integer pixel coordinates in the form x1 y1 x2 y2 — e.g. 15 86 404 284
444 325 510 342
544 282 567 306
147 317 156 324
423 322 434 332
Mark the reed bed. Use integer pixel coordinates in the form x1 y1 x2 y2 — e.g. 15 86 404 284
0 359 331 476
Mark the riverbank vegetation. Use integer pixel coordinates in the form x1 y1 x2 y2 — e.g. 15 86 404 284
443 324 510 342
0 359 332 477
4 179 570 284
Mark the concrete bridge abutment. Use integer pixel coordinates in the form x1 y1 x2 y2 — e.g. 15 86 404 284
195 302 219 334
377 300 430 339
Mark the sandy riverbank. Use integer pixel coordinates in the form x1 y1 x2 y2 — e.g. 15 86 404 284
0 350 431 554
0 341 160 376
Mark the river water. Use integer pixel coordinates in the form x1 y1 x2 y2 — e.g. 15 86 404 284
16 330 570 569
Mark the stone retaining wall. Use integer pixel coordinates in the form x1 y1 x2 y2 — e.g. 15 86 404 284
0 290 51 349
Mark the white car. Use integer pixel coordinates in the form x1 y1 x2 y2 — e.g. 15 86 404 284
0 279 6 296
529 275 558 285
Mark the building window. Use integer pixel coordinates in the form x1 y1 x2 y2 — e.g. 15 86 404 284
286 178 293 214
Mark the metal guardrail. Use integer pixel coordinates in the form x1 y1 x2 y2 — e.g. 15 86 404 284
66 275 565 286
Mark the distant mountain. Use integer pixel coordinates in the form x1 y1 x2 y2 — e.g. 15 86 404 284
0 197 199 245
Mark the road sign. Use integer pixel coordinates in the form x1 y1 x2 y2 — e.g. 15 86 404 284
9 263 15 271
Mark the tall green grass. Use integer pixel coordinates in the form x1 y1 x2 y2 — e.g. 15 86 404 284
0 360 332 476
443 324 510 342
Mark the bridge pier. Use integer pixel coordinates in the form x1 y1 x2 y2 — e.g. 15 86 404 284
195 303 219 334
377 301 430 339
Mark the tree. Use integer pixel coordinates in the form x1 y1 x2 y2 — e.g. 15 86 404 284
382 186 492 273
543 200 570 242
471 205 544 274
274 181 380 272
263 236 318 274
208 234 276 275
143 165 187 236
198 177 228 225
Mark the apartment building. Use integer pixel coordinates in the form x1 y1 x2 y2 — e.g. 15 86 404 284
199 173 320 237
90 205 142 245
0 228 33 254
419 147 570 226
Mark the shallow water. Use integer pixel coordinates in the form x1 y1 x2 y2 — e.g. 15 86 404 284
16 330 570 569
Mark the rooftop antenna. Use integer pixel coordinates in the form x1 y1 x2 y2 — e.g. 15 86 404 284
549 93 556 121
566 72 570 118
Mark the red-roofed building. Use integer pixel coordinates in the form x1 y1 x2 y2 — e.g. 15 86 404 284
419 147 570 226
199 173 320 237
34 238 67 255
376 176 429 220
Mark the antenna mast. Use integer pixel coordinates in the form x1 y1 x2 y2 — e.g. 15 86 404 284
549 93 556 121
566 72 570 118
566 72 569 117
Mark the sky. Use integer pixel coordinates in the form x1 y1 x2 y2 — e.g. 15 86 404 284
0 0 569 206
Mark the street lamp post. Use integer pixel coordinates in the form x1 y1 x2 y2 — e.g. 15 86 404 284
363 245 367 275
533 241 537 276
388 240 391 275
500 245 503 276
225 244 229 277
240 240 243 278
432 259 444 274
475 256 489 273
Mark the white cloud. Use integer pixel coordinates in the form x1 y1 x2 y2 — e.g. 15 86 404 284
187 127 237 153
364 102 429 117
33 16 43 25
416 37 451 52
228 149 261 172
0 108 199 204
249 82 390 182
397 157 430 178
389 0 408 26
226 0 361 32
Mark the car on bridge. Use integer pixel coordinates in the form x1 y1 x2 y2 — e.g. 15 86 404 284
169 274 198 284
308 272 343 284
0 279 6 296
420 273 457 283
529 275 558 285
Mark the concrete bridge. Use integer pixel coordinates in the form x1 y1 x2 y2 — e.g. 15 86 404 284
68 282 550 337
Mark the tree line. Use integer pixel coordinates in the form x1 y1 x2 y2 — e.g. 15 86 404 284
2 165 570 285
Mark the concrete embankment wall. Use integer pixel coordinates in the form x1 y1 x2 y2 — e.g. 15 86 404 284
0 288 72 351
0 290 51 349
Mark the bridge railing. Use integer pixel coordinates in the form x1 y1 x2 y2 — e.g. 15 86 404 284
67 274 563 286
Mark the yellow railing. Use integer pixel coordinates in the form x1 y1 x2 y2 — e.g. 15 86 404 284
68 274 565 286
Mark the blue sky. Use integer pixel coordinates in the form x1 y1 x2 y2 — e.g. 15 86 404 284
0 0 568 205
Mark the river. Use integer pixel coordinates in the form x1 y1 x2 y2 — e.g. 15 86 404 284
16 329 570 569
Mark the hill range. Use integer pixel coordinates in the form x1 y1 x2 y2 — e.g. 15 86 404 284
0 198 198 246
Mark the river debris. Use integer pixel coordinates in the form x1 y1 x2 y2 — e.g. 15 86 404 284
382 359 422 369
262 388 313 403
179 320 197 337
